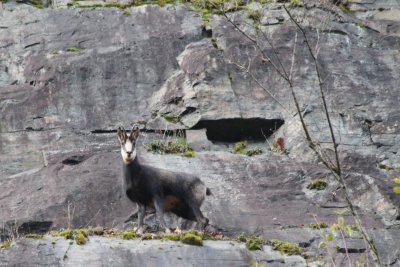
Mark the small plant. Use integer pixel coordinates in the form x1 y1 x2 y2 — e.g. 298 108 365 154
50 229 88 245
31 0 44 9
141 233 153 240
163 233 181 241
246 148 263 156
180 233 203 246
246 236 264 251
233 142 263 157
121 229 136 240
89 226 105 236
161 113 180 123
308 221 328 229
236 232 249 242
146 139 194 157
249 262 264 267
377 163 394 170
24 233 44 239
247 9 261 22
271 137 288 154
330 217 362 238
393 177 400 194
306 179 328 190
269 239 302 255
65 47 80 52
122 10 131 16
75 232 86 245
0 241 12 249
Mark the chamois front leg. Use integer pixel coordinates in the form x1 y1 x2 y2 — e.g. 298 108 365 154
153 195 171 234
136 203 146 236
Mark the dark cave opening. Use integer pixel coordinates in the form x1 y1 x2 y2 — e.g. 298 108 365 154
192 118 284 142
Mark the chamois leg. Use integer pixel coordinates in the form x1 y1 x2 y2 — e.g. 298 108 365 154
187 199 209 230
137 203 146 236
153 196 171 234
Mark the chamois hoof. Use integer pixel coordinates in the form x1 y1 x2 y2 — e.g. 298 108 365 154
136 227 144 236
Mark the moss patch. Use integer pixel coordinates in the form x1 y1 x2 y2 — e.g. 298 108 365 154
24 234 44 239
233 142 263 157
31 0 44 9
245 237 264 251
163 233 181 241
65 47 81 53
0 241 12 249
161 113 180 123
308 221 328 229
146 139 194 157
269 239 302 255
180 233 203 246
306 179 328 190
122 229 136 240
142 233 153 240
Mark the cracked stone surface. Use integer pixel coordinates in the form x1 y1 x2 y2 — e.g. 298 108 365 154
1 1 400 266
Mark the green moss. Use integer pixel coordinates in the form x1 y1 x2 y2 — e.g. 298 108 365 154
236 232 249 242
151 111 158 119
245 237 264 251
142 233 153 240
31 0 44 9
122 229 136 240
0 241 12 249
24 234 44 239
65 47 80 53
75 232 87 245
233 141 247 153
393 177 400 184
183 150 195 157
233 142 262 156
246 148 263 156
289 0 299 6
122 10 131 16
306 179 328 190
247 9 261 23
308 221 328 229
146 139 194 157
180 233 203 246
249 262 264 267
161 113 180 123
89 226 104 236
56 229 73 239
394 187 400 194
163 233 181 241
270 239 302 255
378 163 394 170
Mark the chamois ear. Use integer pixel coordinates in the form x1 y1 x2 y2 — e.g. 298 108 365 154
117 126 126 143
129 124 140 141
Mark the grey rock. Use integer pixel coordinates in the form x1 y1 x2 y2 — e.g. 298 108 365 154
0 236 307 267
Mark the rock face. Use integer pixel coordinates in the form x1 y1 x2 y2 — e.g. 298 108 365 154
0 236 307 267
1 1 400 266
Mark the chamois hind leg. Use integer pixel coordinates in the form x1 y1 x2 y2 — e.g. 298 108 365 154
136 203 146 236
153 195 171 234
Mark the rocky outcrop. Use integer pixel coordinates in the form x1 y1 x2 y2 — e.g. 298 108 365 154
1 1 400 266
0 236 308 267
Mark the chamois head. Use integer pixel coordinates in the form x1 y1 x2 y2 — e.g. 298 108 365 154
117 125 140 164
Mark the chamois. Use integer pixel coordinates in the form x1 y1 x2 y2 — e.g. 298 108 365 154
117 125 211 235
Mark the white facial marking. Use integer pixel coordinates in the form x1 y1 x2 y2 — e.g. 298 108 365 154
121 139 136 164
